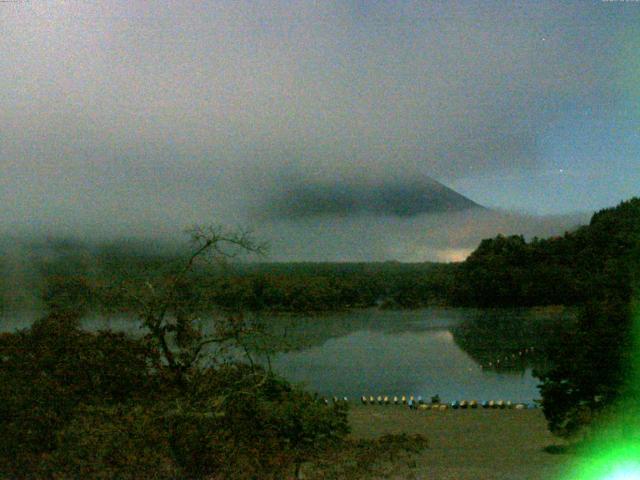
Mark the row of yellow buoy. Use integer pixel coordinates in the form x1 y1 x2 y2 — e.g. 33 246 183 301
483 346 536 369
360 395 422 405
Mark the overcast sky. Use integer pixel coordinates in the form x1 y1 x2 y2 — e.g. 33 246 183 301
1 1 638 260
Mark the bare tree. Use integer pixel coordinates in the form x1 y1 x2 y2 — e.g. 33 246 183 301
135 225 267 389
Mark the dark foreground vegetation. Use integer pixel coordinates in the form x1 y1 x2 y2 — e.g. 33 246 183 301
535 199 640 440
1 310 362 479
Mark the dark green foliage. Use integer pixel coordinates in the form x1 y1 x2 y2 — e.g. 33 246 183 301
0 311 159 477
42 275 94 314
437 198 640 440
259 380 350 473
536 298 633 438
158 368 349 479
0 312 350 479
451 234 580 307
454 198 640 308
34 246 454 314
532 198 640 438
49 404 179 480
446 197 640 437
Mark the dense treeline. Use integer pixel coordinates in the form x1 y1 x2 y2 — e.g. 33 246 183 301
450 234 581 306
444 198 640 442
450 198 640 438
32 255 455 314
451 198 640 307
534 198 640 439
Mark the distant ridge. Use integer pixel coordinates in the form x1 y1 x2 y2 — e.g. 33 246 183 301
263 176 483 219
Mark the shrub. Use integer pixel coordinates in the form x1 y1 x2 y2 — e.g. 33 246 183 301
49 404 178 480
0 311 157 477
0 311 350 479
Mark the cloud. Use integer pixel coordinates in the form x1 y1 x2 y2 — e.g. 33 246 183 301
0 1 634 256
255 208 589 262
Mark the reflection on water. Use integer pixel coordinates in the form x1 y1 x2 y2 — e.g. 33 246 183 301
451 307 575 374
260 309 547 402
1 307 572 402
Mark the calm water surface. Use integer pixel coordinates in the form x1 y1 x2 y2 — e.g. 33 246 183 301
261 309 542 403
2 308 551 403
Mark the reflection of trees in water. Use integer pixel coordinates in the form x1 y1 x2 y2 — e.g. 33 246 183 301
12 307 577 377
249 308 468 355
241 313 362 356
451 307 577 374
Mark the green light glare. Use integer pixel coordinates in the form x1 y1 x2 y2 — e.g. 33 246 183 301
558 299 640 480
603 462 640 480
563 439 640 480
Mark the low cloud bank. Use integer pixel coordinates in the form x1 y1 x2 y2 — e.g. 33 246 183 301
255 208 589 262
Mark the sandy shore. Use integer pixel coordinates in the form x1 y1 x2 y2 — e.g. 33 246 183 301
348 406 573 480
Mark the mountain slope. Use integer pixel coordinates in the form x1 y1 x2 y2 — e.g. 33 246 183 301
262 176 483 219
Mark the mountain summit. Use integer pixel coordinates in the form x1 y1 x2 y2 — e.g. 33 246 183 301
262 176 483 219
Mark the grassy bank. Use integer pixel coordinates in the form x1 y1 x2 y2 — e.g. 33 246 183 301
347 406 571 480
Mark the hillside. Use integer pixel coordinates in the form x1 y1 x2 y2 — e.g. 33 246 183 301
451 197 640 307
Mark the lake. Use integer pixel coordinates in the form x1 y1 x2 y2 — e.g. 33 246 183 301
1 307 571 403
